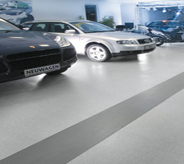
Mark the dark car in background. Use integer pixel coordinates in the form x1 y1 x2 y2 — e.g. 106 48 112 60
0 17 77 83
147 20 184 32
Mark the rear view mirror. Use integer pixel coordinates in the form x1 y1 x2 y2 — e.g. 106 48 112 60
65 29 76 34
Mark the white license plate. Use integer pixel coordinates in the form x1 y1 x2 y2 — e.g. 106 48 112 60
24 64 60 77
144 45 154 50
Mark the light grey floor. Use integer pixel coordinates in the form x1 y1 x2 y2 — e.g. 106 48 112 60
1 43 184 163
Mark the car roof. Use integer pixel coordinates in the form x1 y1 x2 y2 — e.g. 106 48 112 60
23 20 91 24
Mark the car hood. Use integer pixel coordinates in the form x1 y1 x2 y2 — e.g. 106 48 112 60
86 31 150 40
0 30 59 55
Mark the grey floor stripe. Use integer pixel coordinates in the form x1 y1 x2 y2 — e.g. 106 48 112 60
1 72 184 164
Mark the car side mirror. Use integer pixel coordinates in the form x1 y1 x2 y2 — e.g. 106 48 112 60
22 27 30 30
65 29 76 34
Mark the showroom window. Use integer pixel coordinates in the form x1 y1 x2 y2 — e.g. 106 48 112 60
85 5 97 22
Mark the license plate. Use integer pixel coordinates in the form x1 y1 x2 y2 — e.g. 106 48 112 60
24 64 60 77
144 45 154 50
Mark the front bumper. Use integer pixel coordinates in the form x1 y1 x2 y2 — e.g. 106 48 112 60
112 43 156 57
61 45 77 68
0 45 77 83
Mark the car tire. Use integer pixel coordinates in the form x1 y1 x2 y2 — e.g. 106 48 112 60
86 44 111 62
27 14 34 21
153 36 164 46
46 67 68 75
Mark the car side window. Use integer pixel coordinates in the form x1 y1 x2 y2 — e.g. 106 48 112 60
65 24 79 33
50 22 78 33
31 23 49 32
149 22 162 26
50 23 66 33
156 22 162 26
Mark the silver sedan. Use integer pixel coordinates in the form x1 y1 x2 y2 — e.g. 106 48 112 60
22 20 156 62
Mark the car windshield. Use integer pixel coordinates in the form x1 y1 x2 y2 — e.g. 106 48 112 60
149 22 162 26
0 18 20 31
70 21 115 33
166 21 184 26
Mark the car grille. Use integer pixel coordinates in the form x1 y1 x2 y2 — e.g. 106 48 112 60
7 49 60 60
0 62 8 73
7 49 61 70
63 48 76 61
137 38 153 44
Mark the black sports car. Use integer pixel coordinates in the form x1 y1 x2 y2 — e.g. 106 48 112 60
0 17 77 83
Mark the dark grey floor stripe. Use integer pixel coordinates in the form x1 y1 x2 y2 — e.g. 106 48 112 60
1 72 184 164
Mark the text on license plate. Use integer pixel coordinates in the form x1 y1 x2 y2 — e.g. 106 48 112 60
24 64 60 77
144 45 155 50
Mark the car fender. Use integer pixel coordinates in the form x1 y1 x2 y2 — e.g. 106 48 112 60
83 38 115 54
146 33 167 41
154 34 167 41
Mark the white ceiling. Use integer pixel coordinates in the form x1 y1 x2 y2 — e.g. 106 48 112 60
107 0 184 8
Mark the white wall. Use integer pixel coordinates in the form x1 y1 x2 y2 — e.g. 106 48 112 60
96 1 122 25
121 3 136 26
32 0 122 25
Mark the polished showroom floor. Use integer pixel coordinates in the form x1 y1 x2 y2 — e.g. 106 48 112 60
1 43 184 164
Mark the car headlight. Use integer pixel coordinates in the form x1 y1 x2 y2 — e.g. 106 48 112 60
152 30 164 35
7 18 13 22
116 40 138 45
54 36 71 47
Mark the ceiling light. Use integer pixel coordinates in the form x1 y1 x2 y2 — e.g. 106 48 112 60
153 7 157 11
162 8 166 13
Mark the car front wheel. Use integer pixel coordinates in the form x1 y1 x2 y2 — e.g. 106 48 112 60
153 36 164 46
86 44 111 62
46 67 68 75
